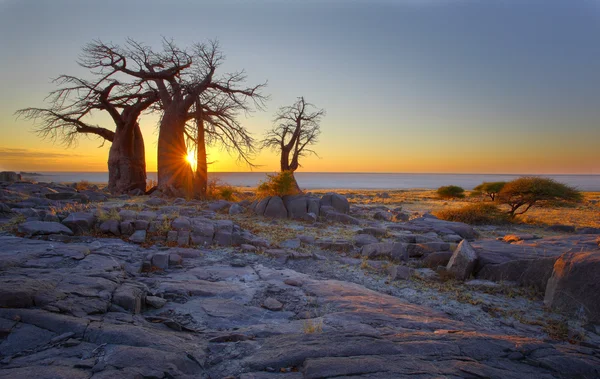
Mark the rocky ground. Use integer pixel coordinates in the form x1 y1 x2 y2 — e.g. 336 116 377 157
1 176 599 378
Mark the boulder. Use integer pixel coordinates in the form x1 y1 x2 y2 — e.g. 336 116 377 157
422 251 453 268
100 220 121 236
145 198 167 206
354 233 379 247
361 242 407 261
151 253 170 270
129 230 147 244
229 203 244 215
0 171 21 182
262 297 284 311
446 240 478 280
320 193 350 214
17 221 74 236
61 212 96 234
171 217 191 231
263 196 287 219
476 257 556 292
544 251 600 323
387 265 413 281
112 283 147 314
325 211 360 225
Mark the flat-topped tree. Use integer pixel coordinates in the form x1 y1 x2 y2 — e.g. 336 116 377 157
82 38 266 197
16 70 158 194
262 97 325 190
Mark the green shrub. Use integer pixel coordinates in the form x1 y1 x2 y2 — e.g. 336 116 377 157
435 203 511 225
256 171 300 198
436 185 465 199
472 181 506 201
498 177 582 217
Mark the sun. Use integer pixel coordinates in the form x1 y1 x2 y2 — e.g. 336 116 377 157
185 151 196 171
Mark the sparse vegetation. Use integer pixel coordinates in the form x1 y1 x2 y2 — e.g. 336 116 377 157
75 180 91 191
206 179 238 201
498 177 583 217
435 203 511 225
256 171 300 198
96 207 121 223
472 181 506 201
436 185 465 199
0 214 26 232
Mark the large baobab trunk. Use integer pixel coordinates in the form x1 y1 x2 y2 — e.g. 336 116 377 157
194 118 208 198
107 122 147 194
157 109 194 197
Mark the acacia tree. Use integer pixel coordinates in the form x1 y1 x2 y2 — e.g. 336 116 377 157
16 73 157 194
81 39 266 197
262 97 325 189
498 177 582 217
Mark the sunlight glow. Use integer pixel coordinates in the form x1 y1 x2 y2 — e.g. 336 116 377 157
185 151 196 172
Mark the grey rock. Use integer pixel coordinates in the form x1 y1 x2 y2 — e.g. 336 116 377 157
169 253 182 267
129 230 146 244
354 234 379 247
145 197 167 206
208 200 231 212
263 196 288 219
422 251 454 268
118 210 137 221
146 296 167 309
320 193 350 214
113 283 147 314
388 265 413 280
262 297 283 311
229 203 244 215
134 219 150 231
62 212 96 234
446 240 478 280
171 216 191 231
99 219 120 236
17 221 73 236
177 230 190 246
167 230 178 243
120 220 134 235
325 211 360 225
137 211 158 221
280 239 301 249
152 253 169 270
545 251 600 323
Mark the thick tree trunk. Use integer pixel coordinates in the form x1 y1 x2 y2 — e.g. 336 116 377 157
107 122 147 195
157 109 193 197
194 120 208 198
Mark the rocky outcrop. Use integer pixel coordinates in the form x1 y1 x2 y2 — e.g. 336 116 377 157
544 251 600 323
446 240 478 280
0 171 21 182
253 193 351 223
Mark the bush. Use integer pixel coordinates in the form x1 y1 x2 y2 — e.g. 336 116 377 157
256 171 300 198
472 181 506 201
436 185 465 199
498 177 582 217
206 179 237 201
435 203 511 225
75 180 90 191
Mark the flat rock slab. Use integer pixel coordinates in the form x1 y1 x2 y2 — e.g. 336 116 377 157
17 221 73 236
0 235 598 379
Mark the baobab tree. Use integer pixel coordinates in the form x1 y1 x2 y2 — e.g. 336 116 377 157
262 97 325 189
81 39 266 197
16 73 158 194
185 90 258 198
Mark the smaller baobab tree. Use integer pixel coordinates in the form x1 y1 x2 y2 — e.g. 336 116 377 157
184 90 259 198
262 97 325 190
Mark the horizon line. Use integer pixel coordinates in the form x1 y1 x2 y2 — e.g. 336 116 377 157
18 171 600 176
